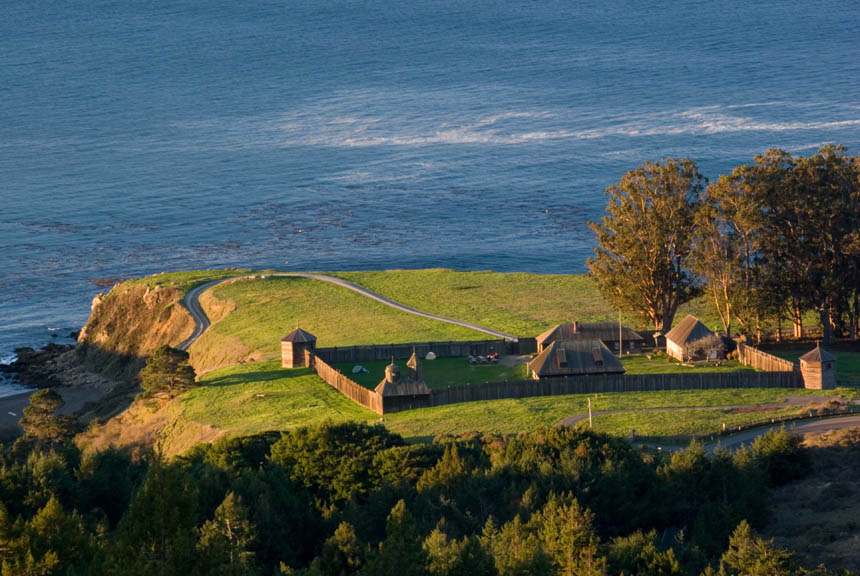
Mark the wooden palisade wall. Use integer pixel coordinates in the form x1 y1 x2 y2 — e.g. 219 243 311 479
737 343 797 373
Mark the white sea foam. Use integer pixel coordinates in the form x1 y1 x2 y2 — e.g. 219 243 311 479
268 100 860 149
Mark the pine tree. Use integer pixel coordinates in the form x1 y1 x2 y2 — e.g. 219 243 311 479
139 345 197 397
319 521 364 576
719 521 796 576
198 491 257 575
107 455 198 576
360 500 426 576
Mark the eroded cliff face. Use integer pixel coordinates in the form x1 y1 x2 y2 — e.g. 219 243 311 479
77 282 195 380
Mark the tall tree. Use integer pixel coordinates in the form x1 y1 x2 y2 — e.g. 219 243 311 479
791 145 858 344
19 389 76 445
691 167 769 337
360 500 427 576
198 491 257 575
588 158 705 332
139 345 197 397
719 521 796 576
108 455 199 576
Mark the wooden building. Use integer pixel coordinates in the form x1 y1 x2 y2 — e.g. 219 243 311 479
536 322 645 354
281 327 317 368
528 340 626 379
374 352 431 397
799 345 836 390
664 315 718 362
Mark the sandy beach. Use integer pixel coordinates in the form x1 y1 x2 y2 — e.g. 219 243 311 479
0 386 106 441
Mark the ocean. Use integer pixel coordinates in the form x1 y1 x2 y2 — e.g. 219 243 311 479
2 0 859 394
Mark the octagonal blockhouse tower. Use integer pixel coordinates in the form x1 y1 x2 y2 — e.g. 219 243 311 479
281 327 317 368
799 345 836 390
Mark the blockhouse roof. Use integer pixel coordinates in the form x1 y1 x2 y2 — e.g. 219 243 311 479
799 345 836 363
281 327 317 343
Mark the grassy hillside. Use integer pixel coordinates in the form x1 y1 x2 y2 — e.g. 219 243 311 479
333 269 720 335
186 269 725 373
123 361 857 454
188 276 490 372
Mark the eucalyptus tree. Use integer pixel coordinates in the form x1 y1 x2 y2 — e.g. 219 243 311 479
588 158 705 333
692 169 764 337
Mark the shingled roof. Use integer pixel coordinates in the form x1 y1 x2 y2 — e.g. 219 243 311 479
536 322 644 348
664 315 713 347
375 378 431 397
281 327 317 343
799 345 836 363
528 340 625 378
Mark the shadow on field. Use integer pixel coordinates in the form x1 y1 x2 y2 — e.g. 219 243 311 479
202 367 313 388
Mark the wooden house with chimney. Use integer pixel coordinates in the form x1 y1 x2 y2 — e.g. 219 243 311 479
536 321 644 354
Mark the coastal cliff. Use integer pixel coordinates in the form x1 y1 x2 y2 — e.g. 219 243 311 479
77 280 195 380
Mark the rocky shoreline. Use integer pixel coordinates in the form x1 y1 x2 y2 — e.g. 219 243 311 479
0 342 76 388
1 340 120 393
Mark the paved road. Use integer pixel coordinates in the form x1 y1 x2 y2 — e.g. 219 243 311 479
711 413 860 451
628 413 860 454
178 272 517 351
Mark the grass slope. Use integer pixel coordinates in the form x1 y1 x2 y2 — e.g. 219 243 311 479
189 276 489 372
333 269 719 335
128 269 257 294
160 361 857 453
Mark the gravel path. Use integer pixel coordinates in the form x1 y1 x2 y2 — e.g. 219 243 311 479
178 272 517 351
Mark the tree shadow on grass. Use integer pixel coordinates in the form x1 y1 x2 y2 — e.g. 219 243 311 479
201 367 313 388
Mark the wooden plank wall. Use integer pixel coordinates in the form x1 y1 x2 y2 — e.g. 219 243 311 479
424 371 802 411
305 350 383 414
305 342 803 415
315 339 515 364
737 343 798 373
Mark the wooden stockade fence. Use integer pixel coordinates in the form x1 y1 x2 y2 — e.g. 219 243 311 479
304 350 383 414
304 346 803 415
737 343 798 373
315 339 516 364
424 371 801 412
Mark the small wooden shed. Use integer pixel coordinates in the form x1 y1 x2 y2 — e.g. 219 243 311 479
528 340 626 379
799 345 836 390
664 315 718 362
281 327 317 368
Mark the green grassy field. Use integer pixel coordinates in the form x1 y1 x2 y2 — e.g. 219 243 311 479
189 276 490 371
128 269 257 293
333 269 720 335
590 408 801 439
335 358 530 390
336 354 753 391
162 361 858 452
619 354 754 374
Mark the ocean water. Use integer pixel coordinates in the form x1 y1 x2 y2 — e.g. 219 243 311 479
2 0 859 389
